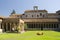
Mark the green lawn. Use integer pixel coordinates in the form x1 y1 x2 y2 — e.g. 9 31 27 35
0 31 60 40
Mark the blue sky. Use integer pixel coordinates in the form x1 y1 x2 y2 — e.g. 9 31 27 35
0 0 60 16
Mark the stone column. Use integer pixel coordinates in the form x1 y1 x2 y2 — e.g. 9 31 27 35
11 23 15 32
34 23 36 29
58 24 60 28
33 23 34 29
47 24 49 30
53 24 54 30
13 23 15 30
39 24 40 29
33 24 35 29
43 23 44 30
0 22 1 29
21 23 24 31
57 24 58 28
44 24 45 29
0 20 2 29
39 24 41 30
10 23 11 32
2 23 4 32
6 23 8 31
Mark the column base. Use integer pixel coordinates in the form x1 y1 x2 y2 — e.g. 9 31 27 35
20 31 25 33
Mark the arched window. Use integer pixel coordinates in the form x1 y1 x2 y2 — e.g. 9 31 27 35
26 15 28 17
43 15 45 17
23 14 25 15
32 15 33 17
37 15 39 17
40 13 42 16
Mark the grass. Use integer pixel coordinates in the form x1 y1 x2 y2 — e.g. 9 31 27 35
0 31 60 40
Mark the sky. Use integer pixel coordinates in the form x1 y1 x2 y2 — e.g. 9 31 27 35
0 0 60 17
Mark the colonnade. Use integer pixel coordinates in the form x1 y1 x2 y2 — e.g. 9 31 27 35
1 22 24 32
2 23 17 32
27 23 59 30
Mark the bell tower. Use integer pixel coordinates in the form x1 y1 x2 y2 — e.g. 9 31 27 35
33 6 38 10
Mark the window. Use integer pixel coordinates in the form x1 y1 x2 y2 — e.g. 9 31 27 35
32 15 33 17
23 14 25 15
26 15 27 17
37 15 39 17
17 16 19 17
43 15 45 17
40 13 42 16
20 16 22 18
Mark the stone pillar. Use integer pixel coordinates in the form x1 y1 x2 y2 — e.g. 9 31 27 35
6 23 8 31
33 23 35 29
0 22 1 29
43 23 44 30
57 24 58 28
58 24 60 28
2 23 4 32
55 24 57 28
13 23 15 30
17 23 21 32
52 24 54 30
33 23 34 29
21 23 24 31
44 23 46 30
0 20 2 29
48 24 49 30
11 23 15 32
31 23 33 29
39 24 41 30
10 23 11 32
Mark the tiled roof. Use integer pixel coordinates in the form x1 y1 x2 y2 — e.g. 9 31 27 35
25 10 47 13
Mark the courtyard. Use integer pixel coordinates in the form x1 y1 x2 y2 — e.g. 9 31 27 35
0 31 60 40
